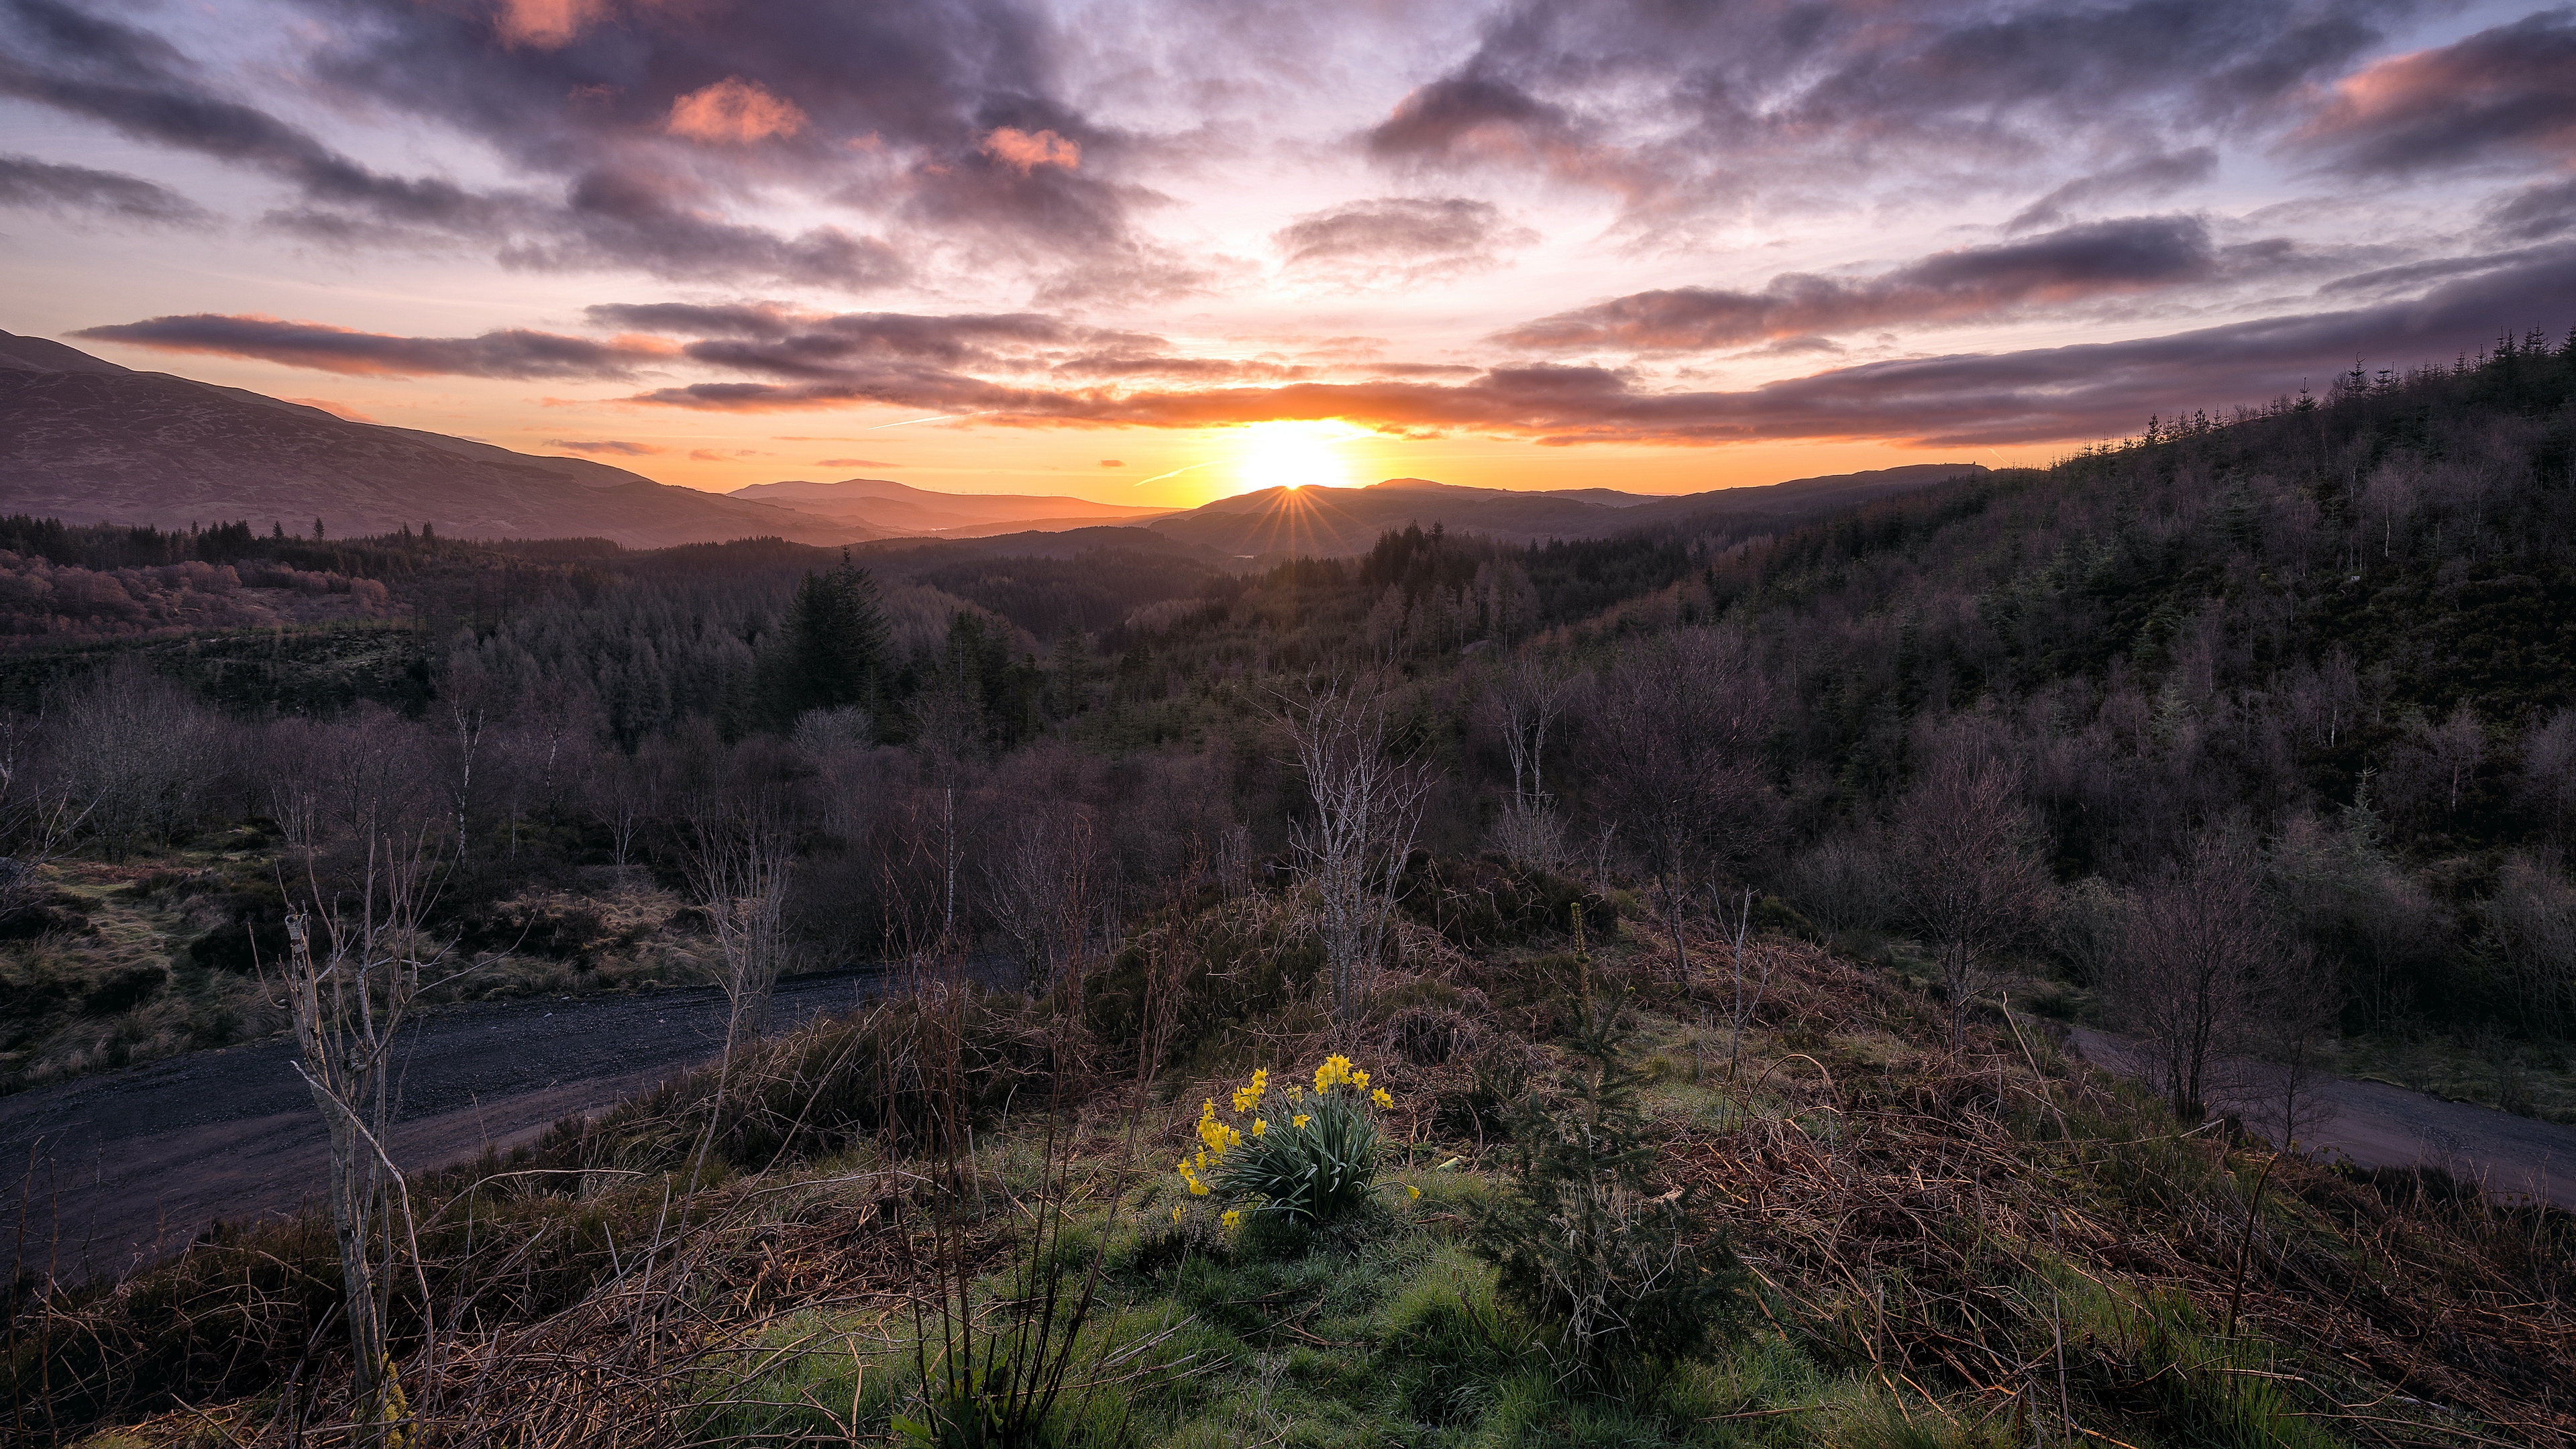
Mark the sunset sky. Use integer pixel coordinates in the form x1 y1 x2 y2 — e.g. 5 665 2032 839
7 0 2576 506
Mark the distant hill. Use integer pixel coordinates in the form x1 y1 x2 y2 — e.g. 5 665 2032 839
731 476 1169 537
1143 465 1986 557
0 331 880 549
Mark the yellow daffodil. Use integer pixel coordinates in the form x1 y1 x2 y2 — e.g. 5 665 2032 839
1293 1114 1309 1128
1250 1118 1268 1136
1408 1185 1421 1201
1221 1209 1242 1230
1371 1087 1393 1108
1172 1205 1186 1223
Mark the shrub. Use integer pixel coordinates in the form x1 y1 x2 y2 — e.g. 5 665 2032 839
1468 998 1748 1386
1399 853 1615 951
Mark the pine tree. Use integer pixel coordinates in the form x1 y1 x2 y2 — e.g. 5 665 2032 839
753 552 890 732
1468 994 1746 1386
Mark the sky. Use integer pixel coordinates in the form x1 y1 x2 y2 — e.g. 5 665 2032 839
6 0 2576 508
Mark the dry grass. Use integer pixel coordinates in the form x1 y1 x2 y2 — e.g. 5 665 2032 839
17 908 2574 1448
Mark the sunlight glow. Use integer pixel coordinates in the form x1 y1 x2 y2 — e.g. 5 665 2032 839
1228 420 1369 495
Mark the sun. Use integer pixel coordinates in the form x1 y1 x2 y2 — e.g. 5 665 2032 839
1229 420 1368 494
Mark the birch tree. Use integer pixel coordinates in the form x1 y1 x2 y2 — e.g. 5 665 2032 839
272 828 460 1445
1277 676 1433 1026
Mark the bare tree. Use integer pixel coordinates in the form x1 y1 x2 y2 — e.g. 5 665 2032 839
0 716 88 924
1587 629 1776 992
46 659 225 859
1782 830 1890 942
1276 676 1434 1026
2103 833 2278 1123
2518 708 2576 846
2237 941 2343 1152
1890 750 2053 1052
677 795 797 1120
1480 653 1579 871
2480 851 2576 1040
272 826 460 1445
983 804 1107 1016
1712 883 1770 1082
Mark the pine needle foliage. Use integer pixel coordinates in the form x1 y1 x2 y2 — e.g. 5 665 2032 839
1468 995 1748 1387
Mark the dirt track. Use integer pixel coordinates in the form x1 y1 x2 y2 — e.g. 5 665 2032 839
2 972 885 1284
2066 1027 2576 1210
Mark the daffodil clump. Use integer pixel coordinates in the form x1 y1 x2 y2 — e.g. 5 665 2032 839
1170 1055 1397 1226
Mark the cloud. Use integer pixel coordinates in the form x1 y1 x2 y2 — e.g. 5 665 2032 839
2487 178 2576 241
1501 215 2223 352
816 457 897 467
1098 459 1124 467
548 437 668 455
1358 1 2401 224
979 126 1079 173
690 447 763 461
72 313 673 378
1274 196 1536 282
279 0 1159 288
666 77 808 144
2008 148 2217 231
0 0 906 288
584 301 813 337
2293 11 2576 176
0 152 207 224
494 0 615 48
612 241 2576 448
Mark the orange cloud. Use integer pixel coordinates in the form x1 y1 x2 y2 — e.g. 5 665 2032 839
667 78 808 144
495 0 610 48
979 127 1080 174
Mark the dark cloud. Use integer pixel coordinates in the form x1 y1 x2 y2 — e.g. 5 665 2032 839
613 242 2576 447
0 152 206 223
2008 148 2216 231
500 164 905 287
0 0 907 286
1365 74 1580 162
548 438 668 455
2487 178 2576 242
287 0 1167 287
584 301 812 337
1501 215 2221 352
0 0 506 230
2293 11 2576 176
1362 1 2404 222
1274 196 1536 281
72 314 670 378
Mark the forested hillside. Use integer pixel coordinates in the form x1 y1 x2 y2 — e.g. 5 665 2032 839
6 326 2575 1449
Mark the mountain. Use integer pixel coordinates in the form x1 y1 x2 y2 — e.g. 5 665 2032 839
0 331 882 549
731 476 1171 537
1142 464 1986 557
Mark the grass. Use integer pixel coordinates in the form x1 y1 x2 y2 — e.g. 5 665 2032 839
2333 1027 2576 1124
0 841 717 1095
28 909 2575 1448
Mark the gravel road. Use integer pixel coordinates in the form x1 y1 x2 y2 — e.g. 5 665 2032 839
3 971 888 1285
2067 1026 2576 1210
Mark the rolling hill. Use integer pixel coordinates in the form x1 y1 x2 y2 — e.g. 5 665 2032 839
729 476 1170 537
1140 465 1988 557
0 331 878 550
